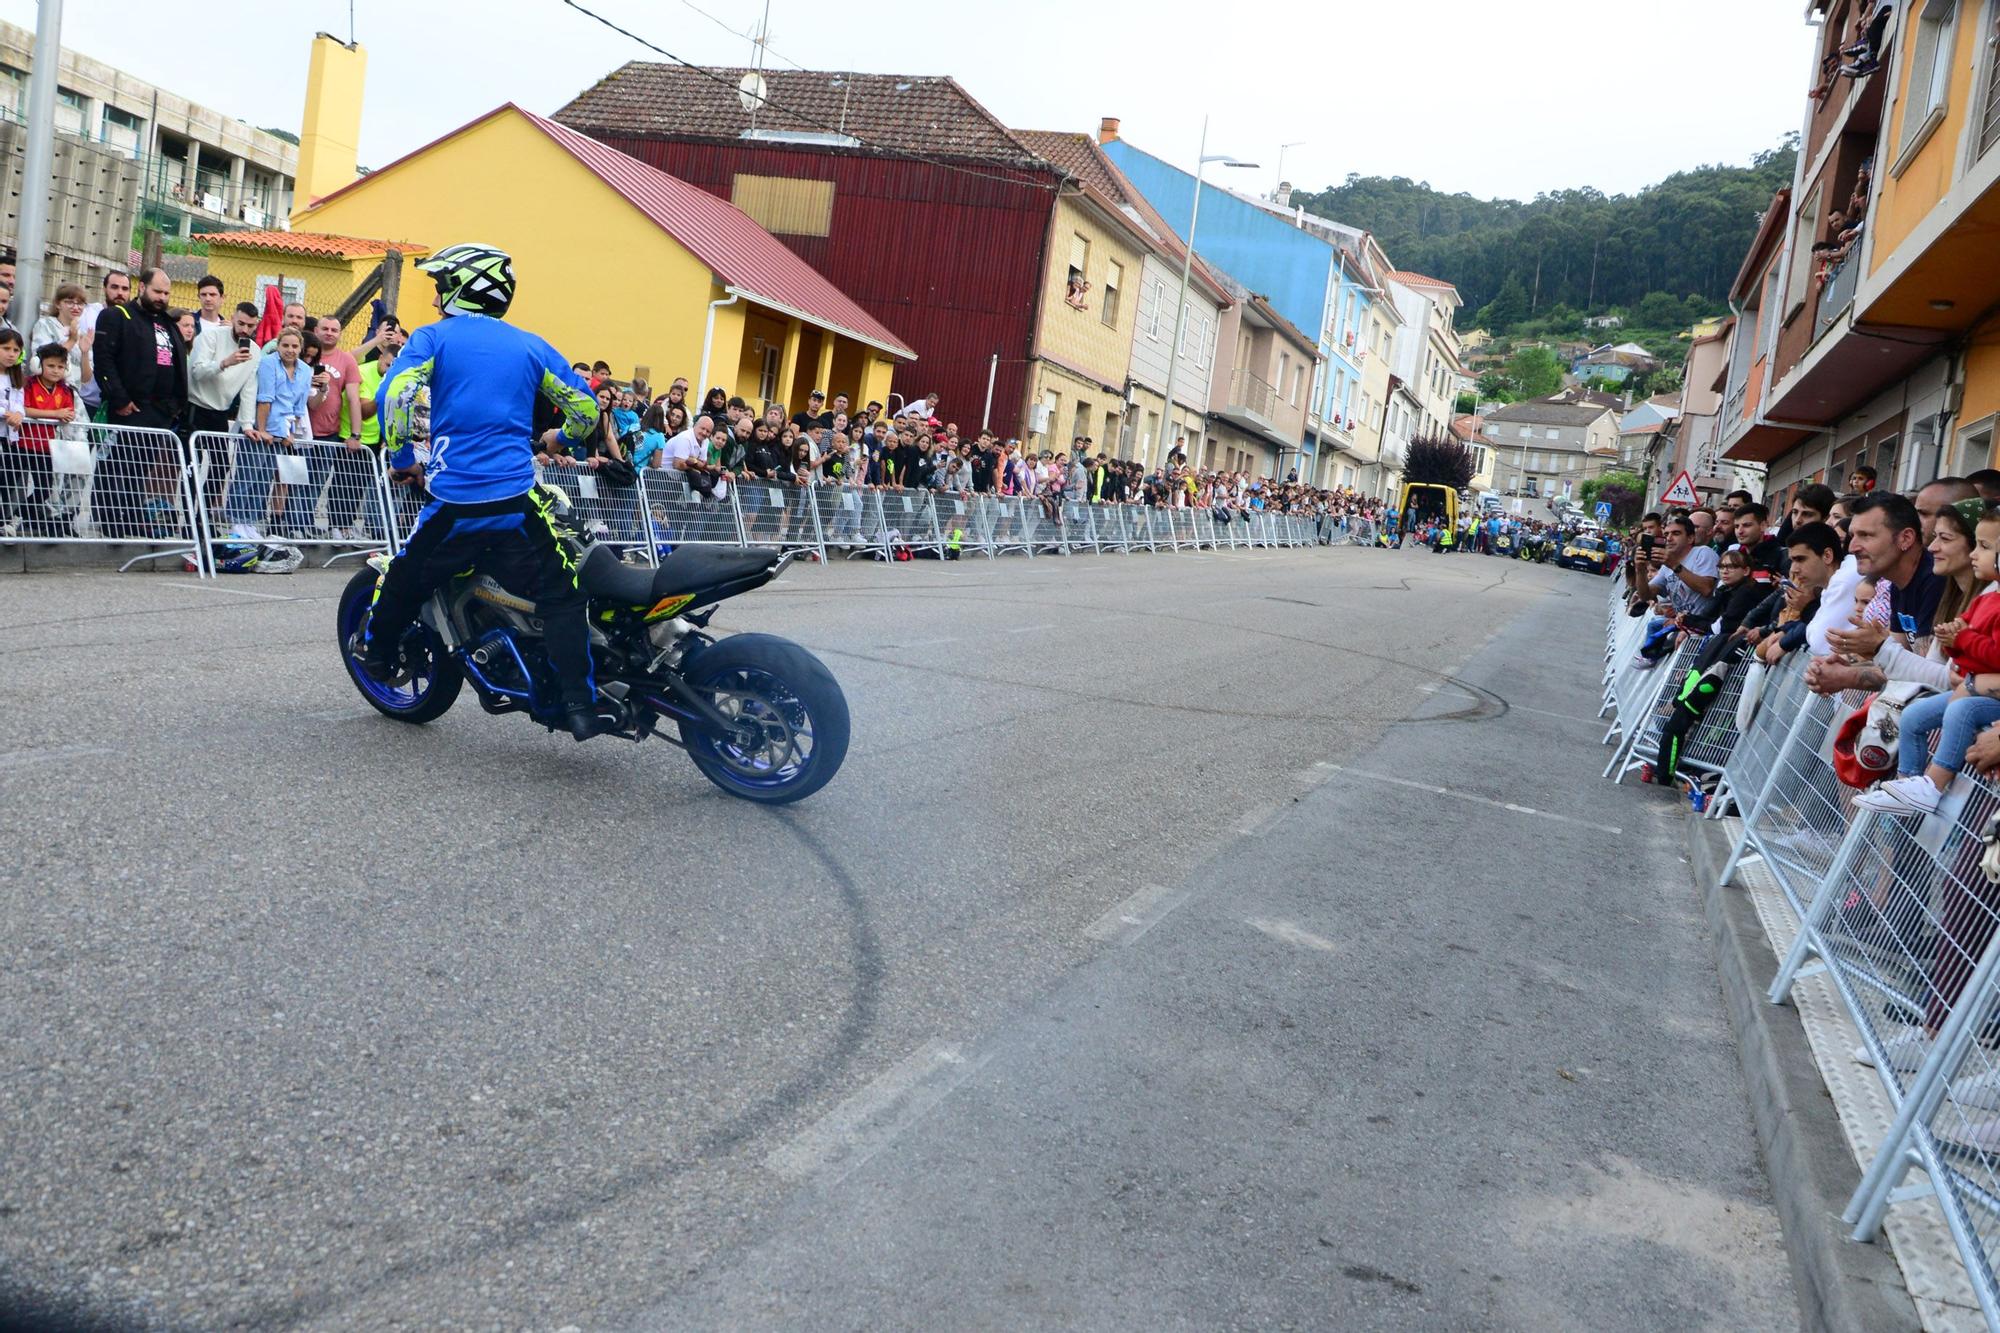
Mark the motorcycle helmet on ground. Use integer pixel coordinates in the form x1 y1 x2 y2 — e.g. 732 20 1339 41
419 243 515 318
253 543 304 574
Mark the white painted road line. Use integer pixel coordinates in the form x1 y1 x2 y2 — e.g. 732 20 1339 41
1000 622 1056 634
764 1039 986 1187
1082 881 1196 946
1318 763 1625 836
162 581 300 600
1244 917 1336 952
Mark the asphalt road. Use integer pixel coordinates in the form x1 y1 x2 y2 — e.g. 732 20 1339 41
0 544 1797 1330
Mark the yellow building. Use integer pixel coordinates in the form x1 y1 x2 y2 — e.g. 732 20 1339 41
1852 0 2000 467
175 231 430 353
1010 137 1150 452
293 103 913 409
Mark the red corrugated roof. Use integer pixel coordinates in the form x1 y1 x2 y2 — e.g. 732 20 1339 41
195 230 428 259
525 108 915 359
304 104 916 360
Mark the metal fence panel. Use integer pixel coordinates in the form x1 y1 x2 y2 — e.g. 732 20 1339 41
737 479 826 563
637 471 744 552
4 422 205 573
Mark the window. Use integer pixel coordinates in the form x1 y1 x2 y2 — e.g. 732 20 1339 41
254 273 307 309
1897 0 1961 165
1486 424 1499 438
1278 352 1290 396
100 105 143 152
1194 315 1213 370
1528 451 1542 472
1066 234 1091 310
758 343 780 403
1101 260 1123 327
1071 399 1092 446
1786 185 1823 317
1518 425 1533 438
1545 428 1560 440
1147 281 1164 340
54 86 83 134
729 174 836 237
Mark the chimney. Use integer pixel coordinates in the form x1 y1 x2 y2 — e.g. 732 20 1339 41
1274 180 1293 207
293 33 368 222
1098 116 1121 144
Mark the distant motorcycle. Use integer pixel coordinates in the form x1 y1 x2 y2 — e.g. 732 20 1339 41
337 488 849 804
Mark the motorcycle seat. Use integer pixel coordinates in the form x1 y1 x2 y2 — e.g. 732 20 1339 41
578 542 782 608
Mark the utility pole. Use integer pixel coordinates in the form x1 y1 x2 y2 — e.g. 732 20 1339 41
11 0 63 328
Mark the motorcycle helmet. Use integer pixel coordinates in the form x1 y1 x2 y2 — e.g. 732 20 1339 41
211 541 262 574
419 242 515 318
253 543 304 574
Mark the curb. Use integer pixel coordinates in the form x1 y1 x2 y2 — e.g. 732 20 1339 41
1687 811 1922 1333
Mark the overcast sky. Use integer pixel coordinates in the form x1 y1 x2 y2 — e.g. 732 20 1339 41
11 0 1814 201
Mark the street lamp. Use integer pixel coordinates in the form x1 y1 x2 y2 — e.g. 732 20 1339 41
1274 140 1305 196
1155 116 1256 471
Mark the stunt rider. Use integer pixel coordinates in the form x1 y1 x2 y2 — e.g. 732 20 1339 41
350 243 607 741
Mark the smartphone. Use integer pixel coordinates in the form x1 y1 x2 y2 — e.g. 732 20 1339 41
236 335 252 350
1779 578 1797 593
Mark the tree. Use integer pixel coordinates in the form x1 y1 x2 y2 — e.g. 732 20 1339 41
1291 136 1796 317
1505 345 1566 398
1402 434 1476 491
1635 291 1689 329
1478 274 1530 331
1454 390 1479 416
1580 470 1646 504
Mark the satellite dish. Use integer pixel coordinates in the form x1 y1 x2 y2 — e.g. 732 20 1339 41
738 70 768 112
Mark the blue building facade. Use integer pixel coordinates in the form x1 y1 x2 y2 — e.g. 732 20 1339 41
1104 139 1368 481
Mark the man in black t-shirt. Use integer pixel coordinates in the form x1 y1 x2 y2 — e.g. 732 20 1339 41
970 433 997 493
792 389 826 435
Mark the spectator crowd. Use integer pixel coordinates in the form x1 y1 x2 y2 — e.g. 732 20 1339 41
2 259 1442 552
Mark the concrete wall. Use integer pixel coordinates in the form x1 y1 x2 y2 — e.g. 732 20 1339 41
0 118 138 304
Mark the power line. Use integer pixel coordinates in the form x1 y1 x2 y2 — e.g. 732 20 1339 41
554 0 1068 192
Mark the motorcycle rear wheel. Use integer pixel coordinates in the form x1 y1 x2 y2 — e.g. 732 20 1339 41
677 633 849 804
337 567 464 724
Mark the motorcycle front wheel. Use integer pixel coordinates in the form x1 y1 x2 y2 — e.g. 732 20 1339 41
336 567 464 724
676 633 850 804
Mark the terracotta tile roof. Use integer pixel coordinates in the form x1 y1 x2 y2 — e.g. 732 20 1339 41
554 64 1047 169
521 109 914 358
1387 270 1460 297
1015 129 1234 308
195 230 427 259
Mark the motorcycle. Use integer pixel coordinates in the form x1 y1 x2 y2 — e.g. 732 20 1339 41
335 488 849 804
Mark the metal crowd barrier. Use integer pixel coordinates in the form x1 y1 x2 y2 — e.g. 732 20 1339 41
2 422 206 573
5 434 1379 578
1595 593 2000 1325
191 431 397 567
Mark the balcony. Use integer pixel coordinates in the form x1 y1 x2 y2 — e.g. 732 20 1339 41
1226 368 1279 420
1815 255 1859 343
1982 19 2000 162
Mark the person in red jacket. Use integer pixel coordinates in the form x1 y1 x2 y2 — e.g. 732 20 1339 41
1858 506 2000 816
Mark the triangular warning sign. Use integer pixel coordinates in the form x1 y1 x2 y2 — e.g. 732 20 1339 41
1661 470 1699 506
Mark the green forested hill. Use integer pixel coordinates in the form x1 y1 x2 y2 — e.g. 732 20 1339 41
1295 137 1798 329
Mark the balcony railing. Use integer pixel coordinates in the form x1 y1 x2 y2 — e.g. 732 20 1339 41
1981 15 2000 161
1723 379 1747 429
1226 369 1279 420
1816 255 1859 343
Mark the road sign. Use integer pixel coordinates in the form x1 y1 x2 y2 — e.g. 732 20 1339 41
1660 470 1699 507
1595 501 1612 521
